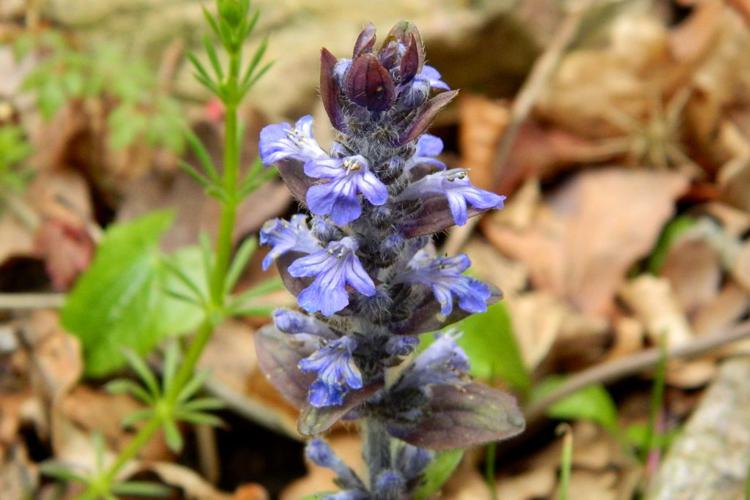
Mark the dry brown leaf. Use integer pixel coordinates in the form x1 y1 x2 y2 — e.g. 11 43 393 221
495 423 637 500
457 94 508 191
199 320 258 392
485 168 688 317
22 310 81 401
506 292 565 371
61 386 169 462
118 173 290 252
280 433 361 500
490 178 540 231
554 470 620 500
606 316 645 361
619 275 716 387
619 275 693 346
660 237 722 316
463 237 528 297
494 465 556 500
668 0 723 64
0 212 34 265
139 461 235 500
693 283 750 336
536 10 670 137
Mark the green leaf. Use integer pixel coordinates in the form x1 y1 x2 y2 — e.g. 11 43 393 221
111 480 170 497
647 215 697 274
413 449 464 500
531 376 619 432
62 212 175 376
423 303 530 392
39 462 88 483
163 418 183 453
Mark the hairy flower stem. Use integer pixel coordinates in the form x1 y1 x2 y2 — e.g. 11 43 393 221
363 418 391 487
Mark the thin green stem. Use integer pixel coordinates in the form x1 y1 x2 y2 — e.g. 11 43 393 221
210 50 241 304
79 417 161 498
166 318 216 403
485 442 498 500
643 334 668 465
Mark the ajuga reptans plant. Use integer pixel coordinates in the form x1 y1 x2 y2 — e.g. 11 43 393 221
257 22 525 499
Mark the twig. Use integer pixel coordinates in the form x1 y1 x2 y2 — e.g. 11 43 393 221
195 424 220 484
0 293 65 310
524 320 750 426
443 0 593 256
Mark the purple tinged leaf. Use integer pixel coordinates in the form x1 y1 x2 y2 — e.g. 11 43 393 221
344 54 395 112
298 383 382 436
399 196 496 237
352 22 377 58
386 383 525 451
276 158 316 202
398 90 459 146
253 325 316 409
390 285 501 335
321 48 347 132
275 251 312 297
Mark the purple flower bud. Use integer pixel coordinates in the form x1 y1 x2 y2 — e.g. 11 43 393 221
406 134 446 178
321 48 347 132
310 215 343 243
397 331 469 389
399 251 493 316
304 155 388 225
398 169 504 226
385 336 418 357
288 237 376 316
306 439 365 491
398 78 430 109
374 470 406 498
273 309 334 338
259 115 327 166
259 215 321 270
299 336 363 407
395 444 432 482
353 22 377 58
398 90 458 145
344 54 396 112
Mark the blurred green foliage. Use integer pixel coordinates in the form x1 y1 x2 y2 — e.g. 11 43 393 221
0 124 32 197
15 31 185 152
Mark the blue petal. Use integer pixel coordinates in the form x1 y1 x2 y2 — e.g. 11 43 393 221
358 170 389 206
446 190 469 226
416 134 444 157
308 379 345 407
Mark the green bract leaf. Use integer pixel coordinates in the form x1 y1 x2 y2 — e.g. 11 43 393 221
413 449 464 500
532 376 619 432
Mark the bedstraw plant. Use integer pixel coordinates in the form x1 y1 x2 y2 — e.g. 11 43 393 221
256 21 525 499
41 1 274 498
